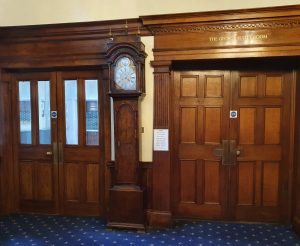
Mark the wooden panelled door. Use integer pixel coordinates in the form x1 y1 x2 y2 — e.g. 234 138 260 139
14 71 104 216
173 69 293 222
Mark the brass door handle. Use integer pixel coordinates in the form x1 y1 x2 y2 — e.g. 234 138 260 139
236 150 241 156
46 151 53 156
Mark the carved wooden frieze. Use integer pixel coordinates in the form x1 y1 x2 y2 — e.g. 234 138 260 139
146 19 300 35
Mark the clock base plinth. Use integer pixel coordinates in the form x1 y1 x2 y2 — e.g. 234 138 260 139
108 185 145 230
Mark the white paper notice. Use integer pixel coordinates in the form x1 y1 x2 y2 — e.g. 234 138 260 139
153 129 169 151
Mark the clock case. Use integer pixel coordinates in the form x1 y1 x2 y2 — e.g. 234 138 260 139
106 36 147 230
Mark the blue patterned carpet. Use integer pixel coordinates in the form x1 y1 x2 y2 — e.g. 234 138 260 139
0 214 300 245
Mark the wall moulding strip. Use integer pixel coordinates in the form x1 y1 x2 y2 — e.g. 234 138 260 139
0 19 151 43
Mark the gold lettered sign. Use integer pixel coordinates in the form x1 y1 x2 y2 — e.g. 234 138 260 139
209 33 270 43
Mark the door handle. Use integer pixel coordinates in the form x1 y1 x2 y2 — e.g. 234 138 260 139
213 140 241 165
213 140 230 165
228 140 238 165
46 151 53 156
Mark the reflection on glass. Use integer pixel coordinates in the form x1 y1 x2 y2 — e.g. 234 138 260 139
85 80 99 145
38 81 51 144
65 80 78 145
19 81 32 144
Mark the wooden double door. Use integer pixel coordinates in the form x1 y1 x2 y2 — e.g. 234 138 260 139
13 70 104 216
173 69 293 222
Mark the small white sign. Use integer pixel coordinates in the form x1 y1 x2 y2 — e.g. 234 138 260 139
153 129 169 151
230 110 238 119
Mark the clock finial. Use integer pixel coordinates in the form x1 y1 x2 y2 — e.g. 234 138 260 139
108 27 114 41
125 20 128 35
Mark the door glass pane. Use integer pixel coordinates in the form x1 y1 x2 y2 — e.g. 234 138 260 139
19 81 32 144
38 81 51 144
65 80 78 145
85 80 99 145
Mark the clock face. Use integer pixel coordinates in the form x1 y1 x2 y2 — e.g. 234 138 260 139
114 57 137 90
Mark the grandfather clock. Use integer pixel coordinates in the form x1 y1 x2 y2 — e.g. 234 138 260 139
106 36 147 230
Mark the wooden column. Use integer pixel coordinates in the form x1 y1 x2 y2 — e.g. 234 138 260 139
293 71 300 236
147 61 172 227
0 71 14 215
0 69 3 215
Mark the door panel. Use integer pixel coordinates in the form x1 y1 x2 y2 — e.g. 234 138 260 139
173 70 293 222
231 71 292 222
57 71 103 216
174 71 230 219
15 72 58 213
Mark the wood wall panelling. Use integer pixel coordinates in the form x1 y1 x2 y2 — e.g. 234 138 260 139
0 75 14 215
148 61 172 228
0 76 2 214
0 19 150 69
293 71 300 235
0 4 300 230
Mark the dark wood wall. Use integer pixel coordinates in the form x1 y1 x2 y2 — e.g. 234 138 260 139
0 69 3 214
0 19 149 69
1 5 300 234
293 72 300 234
0 71 14 214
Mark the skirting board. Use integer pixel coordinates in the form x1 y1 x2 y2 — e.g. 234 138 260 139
293 216 300 236
147 210 172 228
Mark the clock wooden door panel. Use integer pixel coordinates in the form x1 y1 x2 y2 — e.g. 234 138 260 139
13 70 104 216
173 70 293 222
113 99 138 184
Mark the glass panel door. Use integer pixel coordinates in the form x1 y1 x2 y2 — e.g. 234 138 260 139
57 71 102 216
14 70 103 216
15 72 59 213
